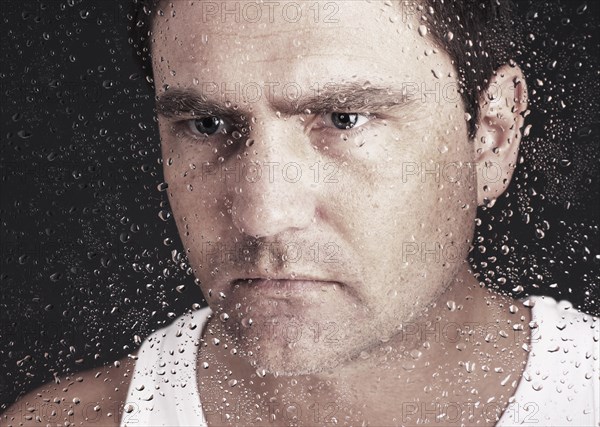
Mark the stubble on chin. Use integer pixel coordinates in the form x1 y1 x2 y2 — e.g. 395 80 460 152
217 323 348 376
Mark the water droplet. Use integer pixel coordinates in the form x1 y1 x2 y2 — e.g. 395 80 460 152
158 210 171 221
500 374 512 386
410 349 422 359
401 360 416 371
256 368 267 377
17 130 32 139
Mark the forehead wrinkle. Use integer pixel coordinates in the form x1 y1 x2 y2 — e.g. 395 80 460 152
151 2 458 117
242 52 389 65
151 5 430 79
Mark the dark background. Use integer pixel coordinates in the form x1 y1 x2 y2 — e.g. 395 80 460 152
1 0 598 409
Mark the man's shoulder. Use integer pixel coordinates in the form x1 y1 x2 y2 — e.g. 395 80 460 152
1 355 136 427
2 308 212 427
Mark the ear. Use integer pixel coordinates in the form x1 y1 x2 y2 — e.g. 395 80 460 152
475 64 528 207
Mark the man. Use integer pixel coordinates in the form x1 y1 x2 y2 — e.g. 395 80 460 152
3 0 598 426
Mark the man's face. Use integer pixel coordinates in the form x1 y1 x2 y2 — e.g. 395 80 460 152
152 0 477 374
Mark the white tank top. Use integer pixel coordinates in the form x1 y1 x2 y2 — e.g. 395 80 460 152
121 296 599 426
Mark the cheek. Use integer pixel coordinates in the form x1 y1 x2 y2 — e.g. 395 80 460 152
342 129 476 278
160 148 223 260
160 133 218 206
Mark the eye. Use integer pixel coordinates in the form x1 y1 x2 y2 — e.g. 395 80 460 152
187 116 224 136
328 113 370 130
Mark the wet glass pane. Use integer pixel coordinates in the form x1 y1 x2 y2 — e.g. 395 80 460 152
1 1 598 426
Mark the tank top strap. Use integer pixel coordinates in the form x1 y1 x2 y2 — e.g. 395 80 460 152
498 295 599 425
121 307 212 427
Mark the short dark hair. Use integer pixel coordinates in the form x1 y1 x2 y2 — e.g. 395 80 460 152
127 0 518 139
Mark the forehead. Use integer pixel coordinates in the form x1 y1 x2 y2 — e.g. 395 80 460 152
151 0 451 90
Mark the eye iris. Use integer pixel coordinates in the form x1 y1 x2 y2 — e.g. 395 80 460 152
331 113 358 130
194 116 222 135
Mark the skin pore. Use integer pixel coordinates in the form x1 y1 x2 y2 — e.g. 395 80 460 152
150 0 530 425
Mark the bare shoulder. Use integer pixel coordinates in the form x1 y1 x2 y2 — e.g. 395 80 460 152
1 353 137 427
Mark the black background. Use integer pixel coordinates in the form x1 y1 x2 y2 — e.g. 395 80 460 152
1 0 598 409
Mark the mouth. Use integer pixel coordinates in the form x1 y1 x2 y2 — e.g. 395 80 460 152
231 277 344 291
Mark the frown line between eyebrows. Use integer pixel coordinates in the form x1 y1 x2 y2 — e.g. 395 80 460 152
155 83 418 120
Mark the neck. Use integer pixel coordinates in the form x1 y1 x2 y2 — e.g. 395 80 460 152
301 265 519 384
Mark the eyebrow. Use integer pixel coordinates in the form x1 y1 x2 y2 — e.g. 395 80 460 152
155 82 416 119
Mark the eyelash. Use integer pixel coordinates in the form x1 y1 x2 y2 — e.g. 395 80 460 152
173 112 377 143
173 118 235 143
313 113 375 139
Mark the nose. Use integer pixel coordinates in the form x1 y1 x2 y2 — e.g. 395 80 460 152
228 119 318 239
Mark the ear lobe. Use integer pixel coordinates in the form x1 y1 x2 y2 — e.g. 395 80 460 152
475 64 529 207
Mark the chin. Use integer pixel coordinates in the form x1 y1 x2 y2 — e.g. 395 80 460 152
249 347 341 377
231 327 346 376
